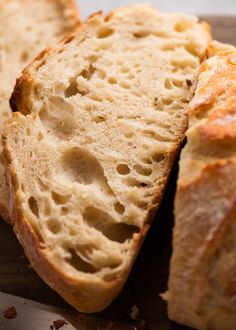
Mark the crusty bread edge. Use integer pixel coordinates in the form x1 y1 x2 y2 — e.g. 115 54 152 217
166 43 236 329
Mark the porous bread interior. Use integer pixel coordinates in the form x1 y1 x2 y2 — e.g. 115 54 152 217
0 0 77 123
0 0 78 219
7 5 208 283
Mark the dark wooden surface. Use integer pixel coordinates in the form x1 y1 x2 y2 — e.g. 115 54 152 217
0 17 235 330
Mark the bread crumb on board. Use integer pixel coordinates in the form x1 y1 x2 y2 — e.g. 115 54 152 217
130 304 139 320
50 319 67 329
3 306 17 319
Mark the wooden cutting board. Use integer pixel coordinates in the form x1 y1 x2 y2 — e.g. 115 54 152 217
0 17 235 330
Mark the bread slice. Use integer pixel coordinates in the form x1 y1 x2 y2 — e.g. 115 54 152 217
4 5 209 312
0 0 79 220
167 41 236 330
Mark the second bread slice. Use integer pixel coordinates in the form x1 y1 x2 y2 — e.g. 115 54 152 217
5 5 209 312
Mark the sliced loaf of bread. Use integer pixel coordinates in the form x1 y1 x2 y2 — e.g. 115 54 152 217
4 5 210 312
167 42 236 329
0 0 79 220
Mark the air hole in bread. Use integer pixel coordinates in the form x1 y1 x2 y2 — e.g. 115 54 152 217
153 97 164 110
172 79 184 88
164 79 173 89
141 157 152 165
130 198 146 209
26 127 31 136
119 81 131 89
51 191 70 205
60 147 105 185
152 153 165 163
161 44 176 51
99 42 112 50
133 164 152 176
84 104 93 112
21 51 29 62
64 80 81 98
181 98 190 104
87 55 98 63
88 94 103 102
67 248 97 273
114 202 125 214
21 184 25 192
81 63 96 80
93 116 106 123
105 95 114 103
171 59 191 70
97 26 114 39
83 207 139 243
39 98 77 140
28 196 39 218
47 219 62 234
97 69 106 79
116 164 130 175
124 177 142 188
37 131 44 141
143 129 169 142
108 77 117 84
128 73 135 80
133 30 150 38
161 98 173 105
165 79 184 89
121 66 129 74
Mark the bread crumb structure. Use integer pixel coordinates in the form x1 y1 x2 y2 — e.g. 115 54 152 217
4 4 209 312
0 0 79 221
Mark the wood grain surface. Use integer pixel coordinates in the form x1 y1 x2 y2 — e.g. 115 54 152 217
0 17 235 330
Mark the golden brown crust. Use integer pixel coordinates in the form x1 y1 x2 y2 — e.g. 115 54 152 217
167 43 236 329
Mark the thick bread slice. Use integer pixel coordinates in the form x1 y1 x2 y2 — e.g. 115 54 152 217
5 5 209 312
0 0 79 220
167 42 236 330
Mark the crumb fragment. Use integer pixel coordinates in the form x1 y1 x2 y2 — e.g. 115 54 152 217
51 319 67 329
130 304 139 320
3 306 17 319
